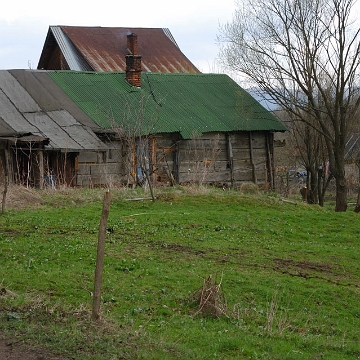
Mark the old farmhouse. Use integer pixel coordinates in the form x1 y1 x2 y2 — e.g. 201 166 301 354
0 27 286 189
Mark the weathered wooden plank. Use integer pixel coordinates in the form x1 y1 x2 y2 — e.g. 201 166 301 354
151 131 272 186
107 149 123 163
78 151 98 163
78 164 91 175
179 170 232 184
76 173 122 186
89 163 121 175
252 147 267 157
233 168 254 182
230 132 267 149
249 133 267 148
76 175 103 186
156 135 179 148
228 133 250 149
180 151 223 161
229 148 251 159
184 139 227 147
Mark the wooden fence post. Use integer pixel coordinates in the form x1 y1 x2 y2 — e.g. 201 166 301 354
2 148 10 214
92 189 111 321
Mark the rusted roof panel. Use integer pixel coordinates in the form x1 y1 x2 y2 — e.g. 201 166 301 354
51 26 94 71
39 26 200 74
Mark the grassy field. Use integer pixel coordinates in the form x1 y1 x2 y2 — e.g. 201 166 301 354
0 186 359 359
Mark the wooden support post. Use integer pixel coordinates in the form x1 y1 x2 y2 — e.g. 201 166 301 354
2 147 10 214
226 134 234 188
249 132 257 184
150 137 157 185
266 133 274 190
173 142 180 184
264 164 269 192
38 150 44 189
92 190 111 321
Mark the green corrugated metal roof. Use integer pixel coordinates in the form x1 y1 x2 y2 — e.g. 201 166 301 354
48 71 286 139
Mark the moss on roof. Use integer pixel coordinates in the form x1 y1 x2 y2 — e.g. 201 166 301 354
48 71 286 139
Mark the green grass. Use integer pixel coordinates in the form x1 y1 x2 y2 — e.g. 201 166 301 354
0 186 359 359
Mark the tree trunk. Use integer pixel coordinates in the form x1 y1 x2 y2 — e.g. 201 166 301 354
307 167 318 204
335 176 347 212
354 187 360 213
317 167 324 207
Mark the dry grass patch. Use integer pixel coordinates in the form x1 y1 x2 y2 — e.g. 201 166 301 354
239 182 259 195
3 186 45 210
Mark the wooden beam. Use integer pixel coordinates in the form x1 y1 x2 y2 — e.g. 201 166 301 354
1 148 10 213
249 132 257 184
173 141 180 184
265 133 274 190
38 150 44 189
226 134 234 187
92 190 111 321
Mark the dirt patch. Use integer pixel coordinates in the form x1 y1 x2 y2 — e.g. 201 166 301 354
0 334 67 360
273 258 335 275
159 242 206 256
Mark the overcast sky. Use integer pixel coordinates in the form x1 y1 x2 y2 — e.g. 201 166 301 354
0 0 236 73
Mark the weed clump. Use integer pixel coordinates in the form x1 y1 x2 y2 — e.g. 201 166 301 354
239 182 259 195
190 273 228 318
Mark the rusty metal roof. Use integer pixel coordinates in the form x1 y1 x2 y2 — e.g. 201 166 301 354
50 26 93 71
0 70 107 151
38 26 200 74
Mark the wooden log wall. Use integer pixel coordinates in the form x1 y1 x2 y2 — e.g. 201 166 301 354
153 134 179 186
153 131 273 188
74 131 275 189
181 132 270 186
178 133 226 184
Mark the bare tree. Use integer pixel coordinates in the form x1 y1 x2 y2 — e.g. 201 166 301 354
101 93 163 200
218 0 360 211
290 113 333 205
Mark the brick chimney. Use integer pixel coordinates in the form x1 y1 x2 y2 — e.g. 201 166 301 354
126 33 142 87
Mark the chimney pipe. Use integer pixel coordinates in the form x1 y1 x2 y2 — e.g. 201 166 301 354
126 33 142 87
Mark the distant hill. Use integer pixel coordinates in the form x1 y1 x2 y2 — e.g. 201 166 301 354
247 88 279 111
